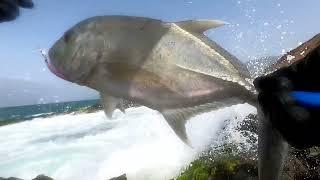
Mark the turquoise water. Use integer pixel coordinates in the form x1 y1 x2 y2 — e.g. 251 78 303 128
0 99 99 122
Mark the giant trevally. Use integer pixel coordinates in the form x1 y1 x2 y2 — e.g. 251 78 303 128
45 16 286 180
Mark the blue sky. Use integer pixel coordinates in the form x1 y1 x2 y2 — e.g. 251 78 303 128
1 0 320 102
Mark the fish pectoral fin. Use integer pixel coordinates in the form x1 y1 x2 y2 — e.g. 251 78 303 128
100 93 122 119
175 19 227 34
161 98 241 146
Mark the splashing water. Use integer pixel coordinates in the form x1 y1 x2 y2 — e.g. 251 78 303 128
0 104 256 180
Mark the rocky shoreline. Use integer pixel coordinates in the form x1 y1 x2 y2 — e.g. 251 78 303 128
0 174 128 180
0 99 140 127
175 114 320 180
0 175 53 180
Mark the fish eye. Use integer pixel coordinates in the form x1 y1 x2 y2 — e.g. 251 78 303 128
64 30 73 43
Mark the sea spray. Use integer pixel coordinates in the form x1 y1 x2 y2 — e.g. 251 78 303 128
0 104 256 180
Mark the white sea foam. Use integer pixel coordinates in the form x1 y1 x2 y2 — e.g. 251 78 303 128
0 104 256 180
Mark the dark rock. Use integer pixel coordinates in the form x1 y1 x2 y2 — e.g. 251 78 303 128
79 103 103 113
232 162 258 180
240 114 320 179
0 175 54 180
31 175 54 180
177 113 320 180
282 148 320 180
74 99 140 115
113 99 139 112
108 174 127 180
237 113 258 151
0 177 23 180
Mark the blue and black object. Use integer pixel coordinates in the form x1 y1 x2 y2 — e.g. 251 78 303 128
291 91 320 108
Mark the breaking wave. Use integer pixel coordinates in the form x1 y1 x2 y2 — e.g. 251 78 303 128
0 104 256 180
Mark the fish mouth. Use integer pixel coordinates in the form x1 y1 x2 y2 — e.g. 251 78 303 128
47 59 71 82
42 51 72 82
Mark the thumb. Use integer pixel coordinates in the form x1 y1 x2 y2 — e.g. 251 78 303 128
0 0 19 22
276 91 310 122
18 0 34 8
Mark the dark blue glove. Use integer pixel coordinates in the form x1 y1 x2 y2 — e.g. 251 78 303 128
0 0 34 23
291 91 320 108
254 44 320 149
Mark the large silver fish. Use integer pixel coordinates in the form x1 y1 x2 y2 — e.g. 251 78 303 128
46 16 286 180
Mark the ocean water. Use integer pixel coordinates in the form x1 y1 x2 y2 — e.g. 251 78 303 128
0 101 256 180
0 100 99 122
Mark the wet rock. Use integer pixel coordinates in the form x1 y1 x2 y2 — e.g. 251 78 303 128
0 177 23 180
236 113 258 152
31 175 54 180
176 113 320 180
74 100 139 115
75 103 103 114
283 148 320 179
108 174 127 180
0 175 54 180
231 162 258 180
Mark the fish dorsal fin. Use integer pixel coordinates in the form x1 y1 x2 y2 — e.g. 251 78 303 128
161 98 242 146
100 93 122 118
196 35 252 80
175 20 226 34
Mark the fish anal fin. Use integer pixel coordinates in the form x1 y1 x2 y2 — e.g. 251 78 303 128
162 109 190 145
161 98 242 145
175 20 227 34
